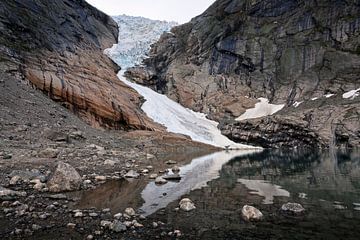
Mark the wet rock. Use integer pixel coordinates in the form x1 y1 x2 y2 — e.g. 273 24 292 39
48 162 82 192
124 207 136 216
155 177 168 185
125 170 140 178
281 202 305 214
241 205 263 221
163 174 181 181
38 148 59 158
179 198 196 212
172 166 180 173
3 154 12 160
110 220 127 232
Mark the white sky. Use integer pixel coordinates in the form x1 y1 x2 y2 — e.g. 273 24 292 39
86 0 216 23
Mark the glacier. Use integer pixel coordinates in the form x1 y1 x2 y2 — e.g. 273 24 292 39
106 15 257 149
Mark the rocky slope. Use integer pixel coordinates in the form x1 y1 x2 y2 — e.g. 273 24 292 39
0 0 159 130
127 0 360 148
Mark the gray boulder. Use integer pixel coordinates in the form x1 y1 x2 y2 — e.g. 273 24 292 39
48 162 82 192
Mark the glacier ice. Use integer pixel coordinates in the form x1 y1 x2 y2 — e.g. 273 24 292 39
105 15 257 149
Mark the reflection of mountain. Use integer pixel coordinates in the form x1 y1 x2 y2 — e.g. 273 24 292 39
151 149 360 240
228 149 360 203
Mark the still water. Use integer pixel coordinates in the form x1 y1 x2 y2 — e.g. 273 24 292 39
76 149 360 239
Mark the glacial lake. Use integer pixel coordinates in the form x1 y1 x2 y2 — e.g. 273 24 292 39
75 148 360 239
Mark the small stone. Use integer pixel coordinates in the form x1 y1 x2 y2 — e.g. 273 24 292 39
149 174 158 179
110 220 127 232
179 198 196 212
124 221 132 227
165 160 177 165
124 170 140 179
38 148 59 158
86 235 94 240
124 207 136 216
162 174 181 181
152 222 158 228
102 208 111 213
95 176 106 181
74 211 83 217
241 205 263 221
10 176 21 185
281 202 305 214
100 220 112 229
114 213 122 219
104 160 116 166
174 230 182 237
334 204 347 210
67 223 76 229
94 230 102 235
172 166 180 173
32 224 41 231
155 177 168 185
48 194 67 200
146 154 155 159
139 215 146 220
89 213 98 217
141 169 149 174
146 165 153 170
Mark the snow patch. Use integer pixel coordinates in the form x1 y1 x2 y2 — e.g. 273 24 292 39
293 101 303 108
325 93 335 98
343 88 360 100
236 98 285 121
118 72 255 149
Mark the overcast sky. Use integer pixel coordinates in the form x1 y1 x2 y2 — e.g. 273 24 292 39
86 0 215 23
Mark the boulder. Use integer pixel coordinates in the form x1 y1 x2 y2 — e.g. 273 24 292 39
179 198 196 212
241 205 263 221
281 202 305 214
48 162 82 192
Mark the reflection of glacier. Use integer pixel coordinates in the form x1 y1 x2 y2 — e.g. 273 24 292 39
140 150 258 216
237 179 290 204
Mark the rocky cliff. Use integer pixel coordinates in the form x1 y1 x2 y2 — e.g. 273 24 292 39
0 0 159 130
127 0 360 148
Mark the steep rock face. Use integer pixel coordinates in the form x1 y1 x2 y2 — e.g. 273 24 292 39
0 0 159 130
128 0 360 147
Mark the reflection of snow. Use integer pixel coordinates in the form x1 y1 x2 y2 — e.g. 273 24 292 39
342 88 360 100
237 179 290 204
236 98 284 121
140 150 259 216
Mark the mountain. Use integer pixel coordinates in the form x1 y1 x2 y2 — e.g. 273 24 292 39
106 15 177 69
126 0 360 148
0 0 158 130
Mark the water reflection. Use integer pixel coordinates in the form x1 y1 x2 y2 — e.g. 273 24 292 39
140 150 259 216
